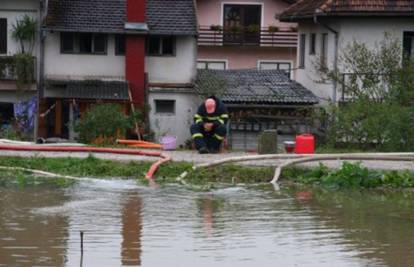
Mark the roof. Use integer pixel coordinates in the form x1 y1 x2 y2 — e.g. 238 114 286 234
45 80 129 100
46 0 197 35
195 69 318 105
279 0 414 21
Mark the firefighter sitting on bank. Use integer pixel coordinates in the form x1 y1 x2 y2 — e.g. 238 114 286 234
190 96 229 154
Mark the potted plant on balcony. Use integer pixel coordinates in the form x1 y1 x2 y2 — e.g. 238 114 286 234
268 25 279 33
229 25 242 34
268 25 279 46
210 25 223 32
246 24 260 34
11 15 36 90
209 25 222 44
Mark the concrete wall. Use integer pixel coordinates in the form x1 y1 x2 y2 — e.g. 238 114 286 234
146 36 197 84
148 89 199 146
44 32 125 80
296 17 414 104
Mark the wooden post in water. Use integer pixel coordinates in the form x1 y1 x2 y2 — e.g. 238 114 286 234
80 231 84 253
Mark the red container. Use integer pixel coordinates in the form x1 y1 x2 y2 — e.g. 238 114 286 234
295 134 315 154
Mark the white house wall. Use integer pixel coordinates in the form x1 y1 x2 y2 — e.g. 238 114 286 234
0 0 39 56
297 18 414 104
146 36 197 84
44 33 125 79
148 90 199 147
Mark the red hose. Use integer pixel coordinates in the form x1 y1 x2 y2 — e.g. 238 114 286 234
0 144 171 180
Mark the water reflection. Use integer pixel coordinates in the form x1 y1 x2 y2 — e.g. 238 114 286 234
121 193 142 266
0 187 69 266
1 180 414 267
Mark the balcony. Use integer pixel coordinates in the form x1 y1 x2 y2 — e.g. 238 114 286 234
0 55 37 90
198 26 298 48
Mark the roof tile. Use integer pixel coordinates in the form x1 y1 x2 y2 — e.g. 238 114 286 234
196 69 318 105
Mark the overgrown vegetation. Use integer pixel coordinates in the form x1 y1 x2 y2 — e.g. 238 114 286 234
0 156 413 190
316 33 414 151
285 162 414 189
74 103 142 145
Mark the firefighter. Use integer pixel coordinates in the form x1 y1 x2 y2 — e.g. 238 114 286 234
190 96 229 154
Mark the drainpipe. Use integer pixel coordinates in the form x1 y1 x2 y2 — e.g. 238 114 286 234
313 11 339 104
35 0 46 140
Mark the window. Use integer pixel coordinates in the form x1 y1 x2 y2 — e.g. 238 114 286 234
0 18 7 54
197 60 227 70
299 34 306 68
309 33 316 55
155 100 175 114
60 32 107 54
258 61 291 71
403 32 414 62
147 36 175 56
115 35 125 55
321 33 328 67
223 4 261 45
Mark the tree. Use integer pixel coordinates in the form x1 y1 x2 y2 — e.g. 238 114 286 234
315 33 414 151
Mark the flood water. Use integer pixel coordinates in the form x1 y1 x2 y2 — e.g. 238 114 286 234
1 178 414 267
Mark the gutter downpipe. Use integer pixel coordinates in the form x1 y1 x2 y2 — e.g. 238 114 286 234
313 11 339 104
36 0 46 140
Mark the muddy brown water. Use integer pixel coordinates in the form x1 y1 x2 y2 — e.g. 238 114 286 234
1 178 414 267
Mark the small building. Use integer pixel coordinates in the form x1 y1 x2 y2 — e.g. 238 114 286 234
196 0 298 74
196 69 318 150
279 0 414 103
41 0 198 145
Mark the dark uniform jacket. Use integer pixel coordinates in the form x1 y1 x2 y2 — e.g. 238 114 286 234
194 96 229 127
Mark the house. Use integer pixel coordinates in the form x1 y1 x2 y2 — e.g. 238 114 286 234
0 0 39 131
196 0 298 73
41 0 198 145
195 69 318 150
279 0 414 103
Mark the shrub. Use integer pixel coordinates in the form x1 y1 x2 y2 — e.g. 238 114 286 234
315 34 414 151
75 103 135 144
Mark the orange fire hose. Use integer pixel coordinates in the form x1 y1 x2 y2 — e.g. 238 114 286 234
0 144 171 180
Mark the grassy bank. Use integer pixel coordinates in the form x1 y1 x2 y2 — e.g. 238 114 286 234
0 156 413 190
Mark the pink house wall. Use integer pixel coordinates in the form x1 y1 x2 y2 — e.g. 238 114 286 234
196 0 297 70
198 46 296 70
196 0 295 29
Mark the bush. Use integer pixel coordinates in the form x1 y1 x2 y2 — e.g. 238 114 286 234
293 162 414 189
316 34 414 151
75 103 136 144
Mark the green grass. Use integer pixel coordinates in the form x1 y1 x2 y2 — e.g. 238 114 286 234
1 156 413 190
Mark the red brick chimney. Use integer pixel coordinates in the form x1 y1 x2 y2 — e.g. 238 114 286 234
125 0 146 104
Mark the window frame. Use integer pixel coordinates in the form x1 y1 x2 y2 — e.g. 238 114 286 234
403 31 414 62
309 33 316 55
299 33 306 68
154 99 176 115
60 32 108 55
0 18 7 54
197 59 228 70
115 34 126 55
320 33 328 68
146 36 176 57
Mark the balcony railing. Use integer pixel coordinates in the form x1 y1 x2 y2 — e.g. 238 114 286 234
198 26 298 47
0 55 37 82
